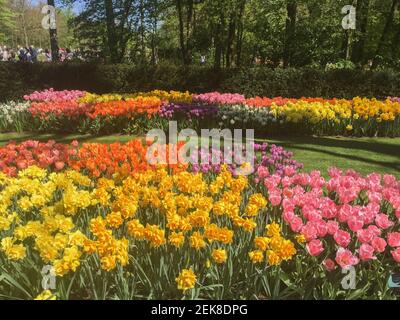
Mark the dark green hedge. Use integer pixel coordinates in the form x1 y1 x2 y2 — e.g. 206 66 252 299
1 62 399 102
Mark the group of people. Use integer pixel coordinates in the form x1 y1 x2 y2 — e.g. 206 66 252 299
0 45 81 62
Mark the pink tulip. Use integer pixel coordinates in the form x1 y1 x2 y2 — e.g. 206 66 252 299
387 232 400 248
359 244 376 261
375 214 394 230
391 248 400 263
371 237 387 253
326 221 339 235
323 259 336 271
306 239 324 257
55 161 65 171
348 216 364 232
301 222 318 241
357 229 375 244
335 248 359 269
334 230 351 248
290 216 304 233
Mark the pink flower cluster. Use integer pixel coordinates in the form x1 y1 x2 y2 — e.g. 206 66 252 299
193 92 245 105
23 88 86 103
0 140 79 176
260 167 400 269
28 101 90 119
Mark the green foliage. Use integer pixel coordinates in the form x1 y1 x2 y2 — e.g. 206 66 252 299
1 63 400 102
61 0 400 69
326 60 357 71
0 0 15 43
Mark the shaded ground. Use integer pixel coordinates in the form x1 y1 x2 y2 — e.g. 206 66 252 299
0 133 399 178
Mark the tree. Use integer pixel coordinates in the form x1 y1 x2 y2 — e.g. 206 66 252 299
47 0 60 61
352 0 371 64
39 0 400 69
176 0 195 65
0 0 15 44
372 0 400 68
104 0 118 62
283 0 297 67
213 0 225 70
71 0 137 62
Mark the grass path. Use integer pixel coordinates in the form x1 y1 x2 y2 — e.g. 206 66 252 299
0 132 399 178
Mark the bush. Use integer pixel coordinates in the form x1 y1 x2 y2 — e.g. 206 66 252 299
1 62 400 102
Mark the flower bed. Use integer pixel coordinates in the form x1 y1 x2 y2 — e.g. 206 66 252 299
0 138 399 300
0 89 399 136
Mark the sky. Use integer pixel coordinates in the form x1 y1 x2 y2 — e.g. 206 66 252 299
30 0 85 14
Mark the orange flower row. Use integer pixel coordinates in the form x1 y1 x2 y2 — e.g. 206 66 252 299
68 140 187 178
86 97 163 119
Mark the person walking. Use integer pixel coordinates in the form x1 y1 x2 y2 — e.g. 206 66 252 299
2 46 9 61
29 45 38 63
45 49 52 62
18 47 26 62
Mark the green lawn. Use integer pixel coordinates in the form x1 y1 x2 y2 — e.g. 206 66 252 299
0 133 399 178
263 136 400 178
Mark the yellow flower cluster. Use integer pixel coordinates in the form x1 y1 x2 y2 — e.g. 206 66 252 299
135 90 193 104
79 90 193 105
249 222 296 266
78 93 135 104
271 100 352 124
212 248 227 264
0 165 297 294
245 193 268 217
352 97 400 121
34 290 57 300
176 268 197 292
1 237 26 260
0 167 92 275
84 216 129 271
271 98 400 125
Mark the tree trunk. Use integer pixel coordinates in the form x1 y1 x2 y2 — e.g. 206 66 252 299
235 0 246 67
283 0 297 67
176 0 188 65
372 0 399 69
47 0 59 62
118 0 132 62
236 22 243 67
345 30 354 61
391 24 400 59
185 0 193 64
104 0 118 63
226 13 236 68
20 0 29 47
214 27 222 70
352 0 370 63
139 0 146 63
150 0 158 65
214 10 225 70
151 20 157 65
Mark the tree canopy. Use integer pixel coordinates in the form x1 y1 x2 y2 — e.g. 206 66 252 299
1 0 400 69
